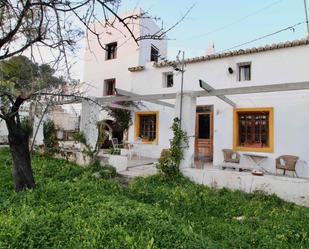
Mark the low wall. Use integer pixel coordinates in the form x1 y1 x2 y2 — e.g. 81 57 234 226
183 168 309 207
99 154 127 172
54 150 91 167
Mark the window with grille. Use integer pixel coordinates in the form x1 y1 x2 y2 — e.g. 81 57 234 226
135 112 158 143
150 45 159 62
105 42 117 60
104 79 116 96
238 112 268 148
238 63 251 81
234 108 274 152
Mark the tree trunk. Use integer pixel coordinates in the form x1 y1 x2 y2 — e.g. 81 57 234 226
6 119 35 191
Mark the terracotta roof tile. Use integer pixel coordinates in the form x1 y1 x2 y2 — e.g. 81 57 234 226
154 38 309 68
128 66 145 72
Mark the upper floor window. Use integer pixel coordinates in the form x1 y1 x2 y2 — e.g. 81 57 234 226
150 45 159 62
163 72 174 88
104 78 116 96
238 62 251 81
105 42 117 60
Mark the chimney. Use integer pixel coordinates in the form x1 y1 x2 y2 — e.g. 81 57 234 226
206 42 215 55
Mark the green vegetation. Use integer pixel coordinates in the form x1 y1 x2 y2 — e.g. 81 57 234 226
90 160 117 179
156 118 188 178
107 101 139 134
43 120 58 154
20 116 34 138
0 148 308 249
72 131 95 158
0 55 65 91
108 148 121 155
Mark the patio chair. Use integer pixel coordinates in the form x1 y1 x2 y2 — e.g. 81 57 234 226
111 138 122 149
222 149 240 164
221 149 241 171
276 155 299 177
134 138 143 159
127 143 136 160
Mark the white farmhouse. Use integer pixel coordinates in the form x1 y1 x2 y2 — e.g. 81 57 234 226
82 10 309 182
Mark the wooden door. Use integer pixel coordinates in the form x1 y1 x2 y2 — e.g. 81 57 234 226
195 112 213 162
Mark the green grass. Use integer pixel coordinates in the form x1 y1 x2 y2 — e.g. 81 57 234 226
0 148 308 249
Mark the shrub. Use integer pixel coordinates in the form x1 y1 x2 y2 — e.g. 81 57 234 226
73 131 95 158
20 116 33 137
90 160 117 179
156 118 188 178
99 164 117 179
157 149 178 177
43 120 58 154
108 148 121 155
72 131 87 145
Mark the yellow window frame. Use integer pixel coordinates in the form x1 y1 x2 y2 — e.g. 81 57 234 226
134 111 159 144
233 107 274 153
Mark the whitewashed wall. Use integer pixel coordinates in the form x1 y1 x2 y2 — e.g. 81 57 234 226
128 44 309 178
131 45 309 94
83 9 167 98
82 10 169 154
127 102 174 159
138 17 167 66
0 120 8 144
82 10 309 178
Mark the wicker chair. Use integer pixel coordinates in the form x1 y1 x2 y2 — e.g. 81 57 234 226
222 149 240 164
276 155 299 177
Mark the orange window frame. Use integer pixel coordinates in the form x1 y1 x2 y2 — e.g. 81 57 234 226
233 107 274 153
134 111 159 144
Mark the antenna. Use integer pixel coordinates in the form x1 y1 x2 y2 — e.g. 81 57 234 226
304 0 309 37
176 50 181 62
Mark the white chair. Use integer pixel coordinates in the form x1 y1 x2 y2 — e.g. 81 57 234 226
111 138 122 149
127 143 134 160
133 138 143 159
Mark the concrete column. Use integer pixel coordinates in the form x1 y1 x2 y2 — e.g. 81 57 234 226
175 92 196 169
80 99 99 150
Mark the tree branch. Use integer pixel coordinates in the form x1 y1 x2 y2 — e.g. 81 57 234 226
10 95 29 115
0 0 31 48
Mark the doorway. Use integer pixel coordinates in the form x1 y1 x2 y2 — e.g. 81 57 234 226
195 106 213 163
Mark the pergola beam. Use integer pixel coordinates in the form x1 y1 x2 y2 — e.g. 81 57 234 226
59 98 138 111
106 103 138 111
96 92 176 103
193 81 309 98
199 80 237 107
116 88 175 108
95 81 309 102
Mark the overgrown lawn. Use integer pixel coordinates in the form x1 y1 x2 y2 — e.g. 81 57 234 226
0 149 308 249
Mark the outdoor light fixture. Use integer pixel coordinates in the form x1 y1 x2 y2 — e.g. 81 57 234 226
228 67 234 74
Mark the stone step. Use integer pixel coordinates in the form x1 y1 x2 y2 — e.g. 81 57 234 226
119 164 158 179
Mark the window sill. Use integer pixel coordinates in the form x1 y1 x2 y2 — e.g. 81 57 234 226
135 140 158 145
234 146 274 153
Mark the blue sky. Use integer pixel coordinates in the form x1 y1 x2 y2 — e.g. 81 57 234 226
119 0 308 58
